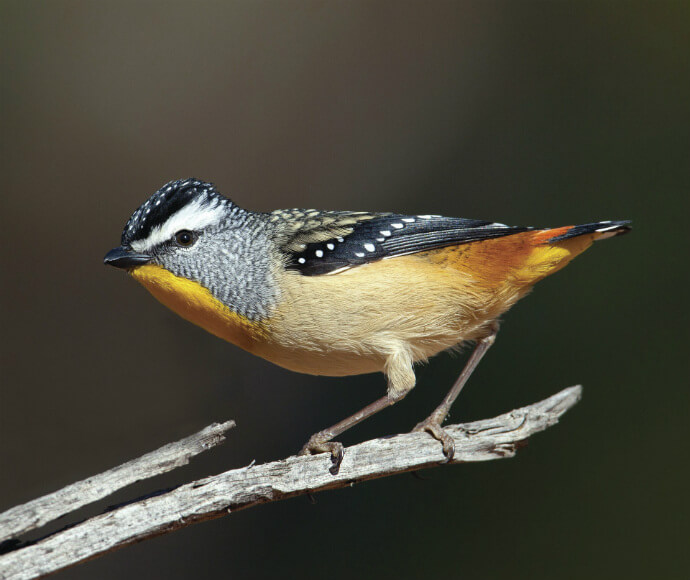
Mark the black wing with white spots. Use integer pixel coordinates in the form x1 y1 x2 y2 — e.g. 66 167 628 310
272 210 530 276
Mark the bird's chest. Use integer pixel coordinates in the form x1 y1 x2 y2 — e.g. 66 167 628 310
130 265 267 350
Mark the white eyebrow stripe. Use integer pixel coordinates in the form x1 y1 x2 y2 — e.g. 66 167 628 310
130 199 225 252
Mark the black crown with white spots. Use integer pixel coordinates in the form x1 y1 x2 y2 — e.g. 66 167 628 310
121 179 231 246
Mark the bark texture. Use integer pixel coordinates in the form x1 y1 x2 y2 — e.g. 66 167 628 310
0 386 581 580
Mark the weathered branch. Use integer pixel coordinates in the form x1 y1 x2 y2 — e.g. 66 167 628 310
0 386 581 580
0 421 235 545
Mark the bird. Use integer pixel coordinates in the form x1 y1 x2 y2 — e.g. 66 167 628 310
104 178 630 473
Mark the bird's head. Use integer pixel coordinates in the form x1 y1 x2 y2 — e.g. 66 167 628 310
104 178 243 270
104 178 278 321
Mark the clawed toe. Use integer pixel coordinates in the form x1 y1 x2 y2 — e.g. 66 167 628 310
299 433 344 475
413 418 456 461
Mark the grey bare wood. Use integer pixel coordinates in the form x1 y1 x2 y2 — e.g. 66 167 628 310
0 421 236 544
0 386 581 580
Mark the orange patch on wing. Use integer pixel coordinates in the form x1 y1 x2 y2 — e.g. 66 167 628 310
417 228 597 289
531 226 572 244
420 231 537 286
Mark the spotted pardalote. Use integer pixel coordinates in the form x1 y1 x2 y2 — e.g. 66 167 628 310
104 178 630 473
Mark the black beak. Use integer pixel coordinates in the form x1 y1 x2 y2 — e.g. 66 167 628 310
103 246 152 269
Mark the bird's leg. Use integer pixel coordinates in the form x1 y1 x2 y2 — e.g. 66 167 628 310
413 323 499 460
300 347 415 475
299 394 402 474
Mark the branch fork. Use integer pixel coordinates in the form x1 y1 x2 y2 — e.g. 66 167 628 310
0 385 582 580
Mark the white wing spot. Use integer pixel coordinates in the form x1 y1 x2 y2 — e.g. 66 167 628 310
402 218 415 223
337 237 345 242
298 257 306 264
391 223 404 229
315 250 324 258
327 243 335 250
417 215 432 219
364 243 376 252
355 252 365 258
376 237 385 242
380 230 391 236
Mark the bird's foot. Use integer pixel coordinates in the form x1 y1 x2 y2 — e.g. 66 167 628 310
412 415 456 461
298 431 344 475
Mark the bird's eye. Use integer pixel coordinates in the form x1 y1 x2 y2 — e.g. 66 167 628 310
174 230 196 247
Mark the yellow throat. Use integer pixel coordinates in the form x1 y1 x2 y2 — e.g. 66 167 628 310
129 264 267 350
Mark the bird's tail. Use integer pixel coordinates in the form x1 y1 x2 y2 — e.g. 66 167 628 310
511 220 631 287
535 220 632 244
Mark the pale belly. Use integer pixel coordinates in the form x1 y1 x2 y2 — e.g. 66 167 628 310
252 254 521 377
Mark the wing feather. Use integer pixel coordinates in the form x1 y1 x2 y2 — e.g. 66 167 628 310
271 209 530 276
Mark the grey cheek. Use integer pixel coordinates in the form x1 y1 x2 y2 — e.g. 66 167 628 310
156 248 198 280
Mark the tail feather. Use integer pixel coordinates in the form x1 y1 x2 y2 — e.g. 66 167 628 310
546 220 631 243
510 220 631 287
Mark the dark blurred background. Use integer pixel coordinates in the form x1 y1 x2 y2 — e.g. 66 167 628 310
1 1 688 578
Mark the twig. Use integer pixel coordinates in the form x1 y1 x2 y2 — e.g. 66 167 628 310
0 386 581 580
0 421 235 544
